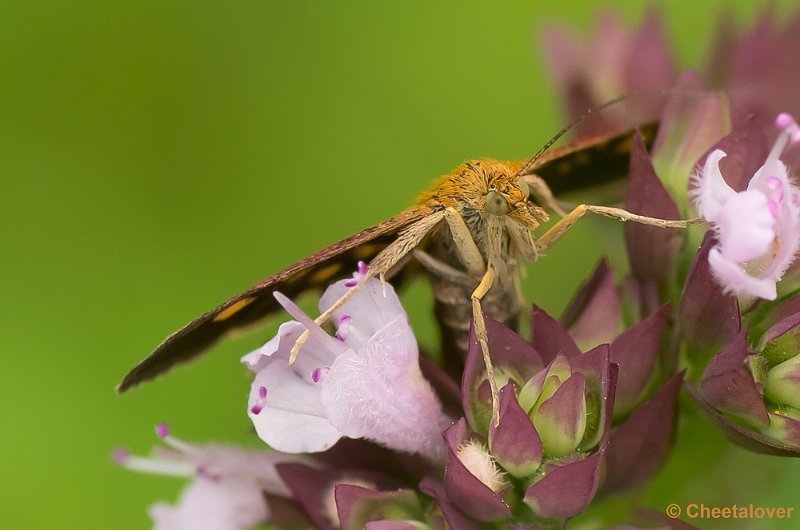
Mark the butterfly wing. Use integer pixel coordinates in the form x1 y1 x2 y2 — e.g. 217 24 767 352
118 206 430 392
120 125 655 392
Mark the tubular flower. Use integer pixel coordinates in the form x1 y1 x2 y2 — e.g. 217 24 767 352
113 424 301 530
242 264 449 460
693 113 800 300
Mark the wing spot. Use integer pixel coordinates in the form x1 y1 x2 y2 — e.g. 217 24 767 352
308 262 344 284
556 161 573 175
213 297 257 322
353 243 384 260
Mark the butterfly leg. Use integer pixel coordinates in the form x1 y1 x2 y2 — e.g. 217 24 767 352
443 207 486 276
504 218 540 313
288 210 448 363
413 249 475 286
471 266 501 427
534 204 701 255
441 207 503 427
523 173 568 216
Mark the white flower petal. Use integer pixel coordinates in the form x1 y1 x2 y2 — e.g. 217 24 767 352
319 278 406 349
120 429 309 530
320 315 447 460
750 160 800 280
241 321 301 371
695 150 737 220
242 320 337 380
748 158 791 193
172 446 293 497
714 190 775 263
150 477 268 530
248 362 342 453
708 247 778 300
765 210 800 280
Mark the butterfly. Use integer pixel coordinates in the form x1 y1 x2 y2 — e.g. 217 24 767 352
118 123 661 393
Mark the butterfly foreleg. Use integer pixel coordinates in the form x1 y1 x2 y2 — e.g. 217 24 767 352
470 266 501 427
523 173 568 216
504 218 539 313
288 210 447 364
443 207 486 277
506 218 539 263
534 204 701 256
441 208 505 427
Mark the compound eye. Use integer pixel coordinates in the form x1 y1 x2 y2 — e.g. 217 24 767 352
486 190 510 216
518 176 530 198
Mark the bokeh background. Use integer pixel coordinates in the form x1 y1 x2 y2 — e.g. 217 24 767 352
2 1 799 528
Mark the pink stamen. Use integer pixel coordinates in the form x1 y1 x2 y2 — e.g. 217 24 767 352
272 291 347 354
776 112 796 130
111 448 129 464
155 423 169 439
357 261 368 276
768 198 780 217
766 176 785 216
312 367 323 383
197 465 221 482
776 113 800 145
251 386 268 415
344 279 358 287
335 314 352 341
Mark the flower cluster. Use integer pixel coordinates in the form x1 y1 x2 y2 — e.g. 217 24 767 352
447 320 617 522
117 9 800 530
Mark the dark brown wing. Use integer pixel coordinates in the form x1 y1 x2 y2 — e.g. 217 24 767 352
528 123 657 196
118 207 429 392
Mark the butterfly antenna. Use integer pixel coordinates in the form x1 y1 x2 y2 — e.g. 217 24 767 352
515 87 679 177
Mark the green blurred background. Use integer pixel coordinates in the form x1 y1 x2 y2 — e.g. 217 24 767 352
2 1 799 528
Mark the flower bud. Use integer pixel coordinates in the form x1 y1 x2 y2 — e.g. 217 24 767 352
531 371 587 458
764 353 800 409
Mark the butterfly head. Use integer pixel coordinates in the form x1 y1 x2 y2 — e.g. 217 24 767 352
473 159 549 229
417 159 549 229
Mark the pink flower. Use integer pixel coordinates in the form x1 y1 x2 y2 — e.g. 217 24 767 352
242 265 449 460
114 424 301 530
693 113 800 299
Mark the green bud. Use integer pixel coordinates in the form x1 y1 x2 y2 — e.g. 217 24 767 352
532 373 587 458
764 354 800 409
